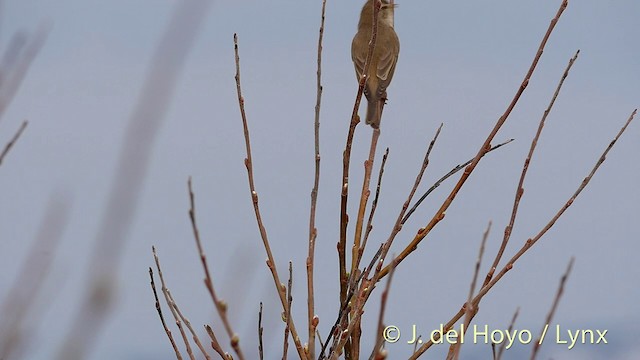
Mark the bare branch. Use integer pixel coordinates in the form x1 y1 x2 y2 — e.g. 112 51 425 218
188 178 244 360
530 258 574 360
485 50 580 286
496 307 520 360
307 1 328 356
402 138 513 224
381 0 570 280
232 33 305 359
258 303 264 360
409 108 636 358
149 267 183 360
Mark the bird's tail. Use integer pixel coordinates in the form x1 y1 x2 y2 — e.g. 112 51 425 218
365 97 380 129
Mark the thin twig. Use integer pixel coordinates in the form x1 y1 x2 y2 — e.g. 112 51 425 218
485 50 580 287
205 325 230 360
380 0 570 280
368 258 397 360
409 109 636 358
362 148 390 255
496 307 520 360
402 138 513 224
451 222 491 360
167 289 211 360
372 123 442 277
149 268 183 360
233 33 305 359
188 179 245 360
258 303 264 360
152 247 195 360
530 258 574 360
0 120 27 167
307 1 327 356
283 261 293 360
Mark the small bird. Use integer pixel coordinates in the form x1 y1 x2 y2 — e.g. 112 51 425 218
351 0 400 129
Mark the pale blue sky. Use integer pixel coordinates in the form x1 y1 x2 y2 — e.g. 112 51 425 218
1 1 638 359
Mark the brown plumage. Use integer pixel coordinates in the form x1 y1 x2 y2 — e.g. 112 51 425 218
351 0 400 128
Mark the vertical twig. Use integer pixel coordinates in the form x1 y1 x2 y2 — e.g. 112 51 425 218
258 303 264 360
283 262 293 360
339 0 382 316
233 33 305 359
307 1 327 357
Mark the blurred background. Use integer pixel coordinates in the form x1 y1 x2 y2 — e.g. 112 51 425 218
1 0 638 359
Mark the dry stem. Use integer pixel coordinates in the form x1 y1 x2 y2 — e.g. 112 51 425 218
450 221 491 360
362 148 390 255
188 179 244 360
402 138 513 224
530 258 574 360
307 1 327 356
495 307 520 360
283 261 294 360
258 303 264 360
149 267 183 360
152 247 195 360
233 33 305 358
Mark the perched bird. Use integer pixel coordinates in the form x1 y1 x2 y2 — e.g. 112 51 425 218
351 0 400 128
